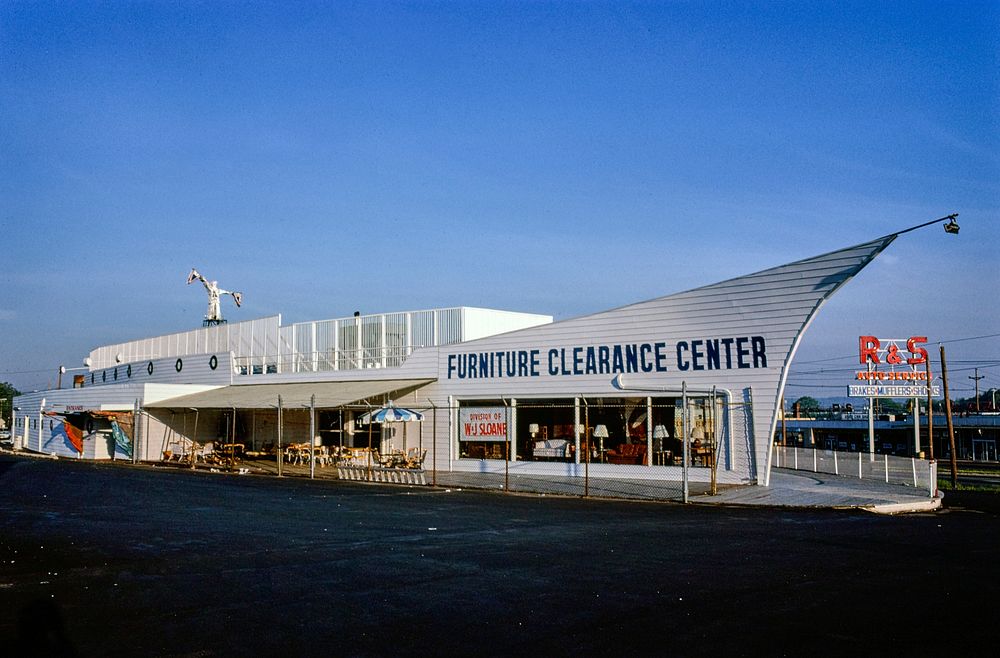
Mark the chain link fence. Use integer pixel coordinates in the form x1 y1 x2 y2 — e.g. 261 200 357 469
772 444 937 496
161 396 754 503
146 394 750 501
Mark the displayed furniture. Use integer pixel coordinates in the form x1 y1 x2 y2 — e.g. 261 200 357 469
465 444 487 459
405 448 427 468
606 442 647 465
652 425 669 451
533 439 569 459
691 440 713 467
592 425 609 461
463 443 507 460
569 438 598 460
653 449 674 465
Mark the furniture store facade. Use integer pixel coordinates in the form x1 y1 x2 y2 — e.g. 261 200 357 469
12 235 899 488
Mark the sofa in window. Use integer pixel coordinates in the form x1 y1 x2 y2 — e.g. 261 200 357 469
532 439 570 459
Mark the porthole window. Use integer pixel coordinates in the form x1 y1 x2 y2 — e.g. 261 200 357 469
175 358 183 372
209 355 218 370
127 364 132 378
147 362 154 376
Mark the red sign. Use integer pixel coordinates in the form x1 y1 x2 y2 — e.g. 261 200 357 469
859 336 928 366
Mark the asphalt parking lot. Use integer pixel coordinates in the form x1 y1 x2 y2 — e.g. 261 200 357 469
1 455 997 657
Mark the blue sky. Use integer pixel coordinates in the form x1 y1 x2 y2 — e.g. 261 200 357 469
2 1 998 398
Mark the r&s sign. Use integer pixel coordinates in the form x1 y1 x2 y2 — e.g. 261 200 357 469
859 336 928 367
849 335 938 397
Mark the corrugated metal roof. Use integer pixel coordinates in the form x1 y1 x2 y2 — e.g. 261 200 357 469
144 378 434 409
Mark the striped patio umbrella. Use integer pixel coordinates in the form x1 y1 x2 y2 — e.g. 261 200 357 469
360 401 424 424
361 401 424 467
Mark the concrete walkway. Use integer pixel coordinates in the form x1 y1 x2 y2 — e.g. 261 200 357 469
703 468 942 513
2 449 943 512
428 466 942 513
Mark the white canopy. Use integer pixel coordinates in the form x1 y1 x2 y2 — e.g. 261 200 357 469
144 379 434 410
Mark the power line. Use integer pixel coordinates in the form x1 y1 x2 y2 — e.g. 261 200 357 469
0 366 53 373
793 333 1000 365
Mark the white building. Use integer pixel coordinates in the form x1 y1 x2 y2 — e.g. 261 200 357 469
12 232 906 488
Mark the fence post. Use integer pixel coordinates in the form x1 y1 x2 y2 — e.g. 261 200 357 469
682 382 689 504
794 446 798 470
813 446 818 473
911 457 917 487
277 395 283 477
858 451 862 479
502 398 510 493
132 398 140 463
884 453 889 483
583 398 590 498
431 402 437 487
834 449 839 475
309 394 316 480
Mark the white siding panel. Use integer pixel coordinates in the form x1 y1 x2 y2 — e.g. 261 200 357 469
461 308 553 341
82 353 234 388
89 316 281 369
431 236 896 484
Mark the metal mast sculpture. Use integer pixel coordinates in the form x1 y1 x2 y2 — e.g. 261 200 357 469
187 268 243 326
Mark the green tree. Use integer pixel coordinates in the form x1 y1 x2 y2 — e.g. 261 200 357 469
879 398 906 415
794 396 821 412
0 381 21 429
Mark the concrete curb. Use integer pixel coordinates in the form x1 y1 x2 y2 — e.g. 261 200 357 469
865 494 944 515
0 447 59 460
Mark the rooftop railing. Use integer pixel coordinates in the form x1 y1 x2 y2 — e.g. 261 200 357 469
233 346 417 376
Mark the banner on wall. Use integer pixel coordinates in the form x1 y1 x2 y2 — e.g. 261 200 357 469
45 412 84 453
110 420 133 458
459 407 508 442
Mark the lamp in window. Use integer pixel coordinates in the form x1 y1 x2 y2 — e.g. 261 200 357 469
652 425 669 452
528 423 540 440
592 425 609 454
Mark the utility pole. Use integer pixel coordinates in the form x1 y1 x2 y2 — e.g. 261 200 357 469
940 345 959 488
925 357 934 461
969 368 985 413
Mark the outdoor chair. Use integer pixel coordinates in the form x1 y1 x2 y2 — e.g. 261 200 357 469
405 448 427 469
196 442 214 462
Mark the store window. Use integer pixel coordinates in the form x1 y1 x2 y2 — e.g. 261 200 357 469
458 395 719 467
513 397 686 466
677 397 718 468
457 400 511 460
513 398 577 462
584 398 661 465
